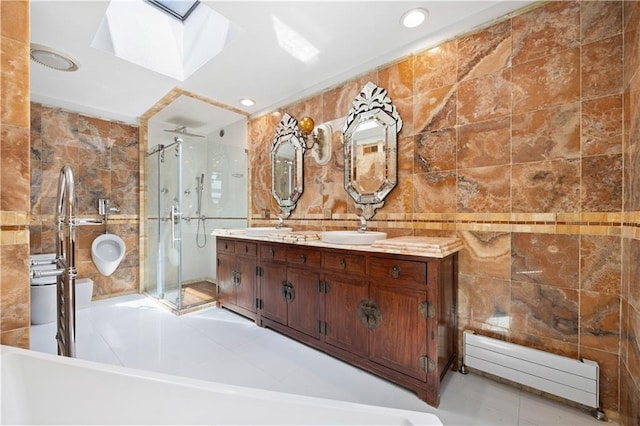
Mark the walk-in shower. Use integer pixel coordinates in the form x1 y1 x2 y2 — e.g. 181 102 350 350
143 119 248 313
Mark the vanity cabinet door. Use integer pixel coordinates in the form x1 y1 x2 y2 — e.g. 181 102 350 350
235 258 257 313
323 272 369 357
216 238 257 315
286 266 320 339
260 261 288 325
369 282 428 382
217 252 236 306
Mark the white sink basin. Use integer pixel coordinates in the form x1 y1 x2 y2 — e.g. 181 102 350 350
320 231 387 245
246 227 293 237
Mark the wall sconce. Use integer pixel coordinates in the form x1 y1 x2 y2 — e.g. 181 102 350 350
299 116 332 165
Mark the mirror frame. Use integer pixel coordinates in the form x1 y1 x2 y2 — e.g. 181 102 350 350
343 82 403 219
271 113 306 218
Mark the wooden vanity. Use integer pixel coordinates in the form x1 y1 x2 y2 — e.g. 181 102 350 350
216 235 459 408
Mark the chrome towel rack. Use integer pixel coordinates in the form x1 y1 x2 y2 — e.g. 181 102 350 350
50 166 102 357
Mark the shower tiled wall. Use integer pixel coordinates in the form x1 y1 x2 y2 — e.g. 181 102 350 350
30 103 140 299
1 0 31 348
248 1 640 421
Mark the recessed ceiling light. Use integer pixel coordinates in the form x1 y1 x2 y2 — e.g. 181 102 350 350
401 8 428 28
240 98 255 107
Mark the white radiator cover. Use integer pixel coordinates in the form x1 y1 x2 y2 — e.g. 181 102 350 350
462 330 600 408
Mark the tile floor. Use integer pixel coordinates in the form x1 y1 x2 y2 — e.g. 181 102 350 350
30 294 613 426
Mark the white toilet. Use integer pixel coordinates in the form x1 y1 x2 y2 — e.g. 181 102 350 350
91 233 126 276
30 253 94 325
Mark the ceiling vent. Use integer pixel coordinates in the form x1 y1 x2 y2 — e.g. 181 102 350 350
30 43 80 72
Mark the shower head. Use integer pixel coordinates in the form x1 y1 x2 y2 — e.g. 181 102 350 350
164 125 205 138
196 173 205 191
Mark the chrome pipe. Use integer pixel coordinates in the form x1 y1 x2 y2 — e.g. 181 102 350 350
30 259 57 267
74 218 104 226
31 269 64 279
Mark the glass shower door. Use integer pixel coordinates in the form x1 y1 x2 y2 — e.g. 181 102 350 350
145 141 183 310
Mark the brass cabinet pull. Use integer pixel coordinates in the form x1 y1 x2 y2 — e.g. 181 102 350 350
339 258 346 269
280 281 295 303
232 270 241 287
357 300 382 329
300 254 306 264
270 248 275 257
391 265 400 278
244 245 248 253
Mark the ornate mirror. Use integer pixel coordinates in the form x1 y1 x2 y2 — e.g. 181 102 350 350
271 113 306 218
343 82 403 219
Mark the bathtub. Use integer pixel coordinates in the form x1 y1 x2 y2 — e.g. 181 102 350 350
1 346 442 425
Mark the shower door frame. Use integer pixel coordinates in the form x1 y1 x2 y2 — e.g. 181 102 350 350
146 139 184 311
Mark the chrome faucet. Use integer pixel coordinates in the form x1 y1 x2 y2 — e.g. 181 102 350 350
357 216 367 233
276 216 284 229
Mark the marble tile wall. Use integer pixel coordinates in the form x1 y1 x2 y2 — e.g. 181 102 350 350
30 103 140 299
1 0 31 349
621 1 640 425
248 1 638 420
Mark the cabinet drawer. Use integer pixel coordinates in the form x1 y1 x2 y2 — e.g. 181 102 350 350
260 244 286 262
369 257 426 287
234 241 257 257
286 247 321 268
323 251 366 275
217 239 234 253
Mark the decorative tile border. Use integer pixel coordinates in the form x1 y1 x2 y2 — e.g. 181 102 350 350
250 210 639 238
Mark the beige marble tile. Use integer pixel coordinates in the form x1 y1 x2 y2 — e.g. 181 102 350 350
511 280 579 343
582 35 624 100
414 40 457 93
1 1 29 43
512 0 580 66
458 231 511 280
582 95 623 156
581 1 623 44
457 117 510 169
1 125 29 212
512 48 580 114
457 165 511 213
1 244 30 331
512 103 580 163
511 232 579 289
378 57 414 101
1 36 29 128
581 154 623 212
457 19 511 81
415 128 456 173
0 327 29 349
512 159 580 213
580 291 620 354
457 68 511 125
413 84 456 134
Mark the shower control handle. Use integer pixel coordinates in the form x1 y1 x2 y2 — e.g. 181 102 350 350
170 205 181 249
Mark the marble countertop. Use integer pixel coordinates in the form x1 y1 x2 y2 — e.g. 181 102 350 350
212 229 464 259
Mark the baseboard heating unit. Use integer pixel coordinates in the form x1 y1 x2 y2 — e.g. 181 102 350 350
460 330 606 421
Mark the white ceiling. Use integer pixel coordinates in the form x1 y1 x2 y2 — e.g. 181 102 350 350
30 1 534 130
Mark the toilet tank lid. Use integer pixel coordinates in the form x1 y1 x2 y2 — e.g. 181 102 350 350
76 278 93 285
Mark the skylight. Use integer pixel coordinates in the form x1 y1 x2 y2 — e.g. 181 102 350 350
91 0 240 81
147 0 199 22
